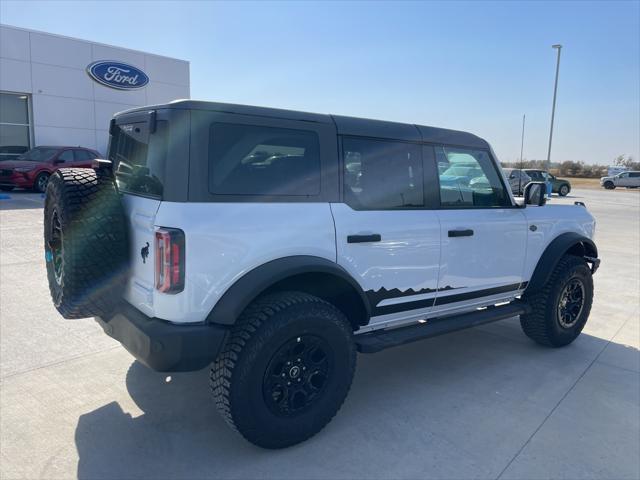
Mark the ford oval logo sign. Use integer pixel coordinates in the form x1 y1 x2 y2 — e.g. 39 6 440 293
87 61 149 90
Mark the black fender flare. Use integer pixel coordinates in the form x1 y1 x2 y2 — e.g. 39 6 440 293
206 255 371 325
526 232 598 293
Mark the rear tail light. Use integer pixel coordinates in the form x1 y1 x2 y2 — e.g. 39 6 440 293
155 228 185 293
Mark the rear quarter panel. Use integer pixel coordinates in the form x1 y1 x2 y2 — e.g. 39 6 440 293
152 202 336 323
521 204 596 281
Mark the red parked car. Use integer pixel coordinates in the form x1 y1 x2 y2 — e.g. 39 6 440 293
0 146 101 193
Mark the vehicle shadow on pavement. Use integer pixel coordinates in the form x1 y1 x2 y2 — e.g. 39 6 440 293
73 322 639 480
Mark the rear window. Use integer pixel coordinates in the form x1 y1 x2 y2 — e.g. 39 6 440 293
109 121 168 198
208 123 320 196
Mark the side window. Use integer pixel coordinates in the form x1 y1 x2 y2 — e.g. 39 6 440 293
57 150 74 163
629 172 640 178
110 121 168 198
73 149 93 162
342 137 423 210
208 123 320 196
437 146 510 207
619 172 629 178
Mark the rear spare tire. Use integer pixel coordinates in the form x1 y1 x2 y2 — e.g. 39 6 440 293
44 168 128 319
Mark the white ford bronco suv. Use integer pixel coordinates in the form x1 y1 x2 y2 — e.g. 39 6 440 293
44 100 599 449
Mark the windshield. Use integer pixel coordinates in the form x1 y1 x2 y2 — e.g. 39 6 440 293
17 147 59 162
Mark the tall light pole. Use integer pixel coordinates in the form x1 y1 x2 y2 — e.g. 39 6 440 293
546 44 562 171
519 114 525 194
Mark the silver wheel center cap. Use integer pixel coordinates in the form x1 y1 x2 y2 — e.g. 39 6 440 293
289 366 301 378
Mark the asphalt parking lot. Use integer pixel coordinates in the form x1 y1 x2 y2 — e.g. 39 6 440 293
1 188 638 480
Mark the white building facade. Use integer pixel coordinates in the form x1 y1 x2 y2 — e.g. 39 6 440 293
0 24 190 158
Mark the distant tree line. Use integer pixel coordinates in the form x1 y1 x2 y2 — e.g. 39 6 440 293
501 154 639 178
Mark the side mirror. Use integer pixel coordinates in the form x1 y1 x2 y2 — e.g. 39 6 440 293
523 181 547 206
53 158 64 164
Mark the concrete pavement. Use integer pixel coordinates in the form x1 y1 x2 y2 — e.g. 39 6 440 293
1 188 638 479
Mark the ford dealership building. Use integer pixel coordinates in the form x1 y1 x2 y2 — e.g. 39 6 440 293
0 24 190 159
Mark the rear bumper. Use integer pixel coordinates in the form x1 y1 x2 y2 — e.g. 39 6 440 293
96 302 228 372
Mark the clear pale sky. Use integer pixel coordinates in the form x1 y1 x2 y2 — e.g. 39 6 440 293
1 1 638 164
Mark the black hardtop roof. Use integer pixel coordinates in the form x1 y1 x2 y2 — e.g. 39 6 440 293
117 100 489 149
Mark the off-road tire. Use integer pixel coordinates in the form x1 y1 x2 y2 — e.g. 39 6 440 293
34 172 50 193
44 168 128 319
210 291 356 449
520 255 593 347
558 184 570 196
604 181 615 189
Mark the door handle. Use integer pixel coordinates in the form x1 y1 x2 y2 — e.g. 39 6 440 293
347 234 382 243
448 229 474 238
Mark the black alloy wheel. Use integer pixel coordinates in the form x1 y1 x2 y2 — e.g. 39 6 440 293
557 278 585 329
263 334 332 416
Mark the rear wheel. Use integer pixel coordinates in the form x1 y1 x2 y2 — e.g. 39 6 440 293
520 255 593 347
210 291 356 449
34 172 50 193
558 184 570 196
44 168 129 318
604 181 615 189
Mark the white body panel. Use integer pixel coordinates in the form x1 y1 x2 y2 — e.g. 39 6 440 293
121 194 161 319
129 201 337 324
521 204 596 282
121 193 595 330
330 203 441 328
436 208 527 293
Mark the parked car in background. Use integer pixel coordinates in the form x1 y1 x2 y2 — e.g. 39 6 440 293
524 169 571 196
502 168 532 196
607 165 629 177
0 146 100 192
600 171 640 189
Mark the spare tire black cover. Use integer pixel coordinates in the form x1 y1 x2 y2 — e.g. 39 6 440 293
44 168 129 319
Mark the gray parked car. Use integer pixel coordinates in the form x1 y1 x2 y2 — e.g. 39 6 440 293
503 168 532 196
600 171 640 189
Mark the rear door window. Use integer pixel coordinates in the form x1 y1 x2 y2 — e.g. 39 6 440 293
109 121 168 198
208 123 321 196
73 149 93 162
57 150 74 163
342 137 423 210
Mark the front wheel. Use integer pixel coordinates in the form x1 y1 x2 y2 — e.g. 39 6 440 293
520 255 593 347
34 172 50 193
558 184 570 196
210 292 356 449
604 181 615 190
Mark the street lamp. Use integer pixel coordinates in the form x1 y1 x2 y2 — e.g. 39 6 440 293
546 44 562 171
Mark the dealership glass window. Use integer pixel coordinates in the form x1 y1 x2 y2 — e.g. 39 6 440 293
208 123 321 196
0 92 31 160
343 137 423 210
